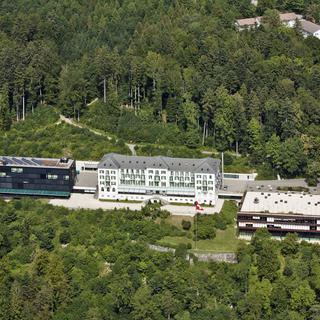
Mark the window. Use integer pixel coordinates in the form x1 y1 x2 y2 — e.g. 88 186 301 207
47 174 58 180
63 175 70 181
11 167 23 173
148 170 153 174
0 172 6 177
196 175 201 179
161 170 166 174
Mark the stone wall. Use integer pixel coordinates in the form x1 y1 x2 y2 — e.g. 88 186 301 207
148 244 237 263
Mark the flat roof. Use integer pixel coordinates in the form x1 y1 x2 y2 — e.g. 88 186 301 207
75 171 97 188
0 156 74 169
240 191 320 216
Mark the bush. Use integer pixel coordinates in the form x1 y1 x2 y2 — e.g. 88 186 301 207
59 231 71 244
175 244 189 258
277 186 309 192
213 215 228 230
181 220 192 231
195 214 216 240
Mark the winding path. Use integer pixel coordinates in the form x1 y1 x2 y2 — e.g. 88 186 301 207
59 115 136 155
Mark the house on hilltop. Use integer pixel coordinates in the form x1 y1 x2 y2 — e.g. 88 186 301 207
300 19 320 39
236 12 302 31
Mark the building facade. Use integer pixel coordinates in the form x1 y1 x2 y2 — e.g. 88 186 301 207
98 153 221 205
0 156 76 197
237 191 320 241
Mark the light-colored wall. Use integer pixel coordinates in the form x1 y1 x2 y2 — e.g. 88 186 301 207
98 167 218 204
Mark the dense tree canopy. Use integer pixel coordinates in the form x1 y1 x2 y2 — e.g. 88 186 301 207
0 0 320 180
0 199 320 319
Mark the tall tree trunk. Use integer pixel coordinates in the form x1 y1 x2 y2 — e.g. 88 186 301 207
115 77 118 96
153 78 156 91
202 121 207 145
130 87 133 108
22 89 25 121
16 103 19 122
134 86 138 115
103 77 106 103
39 81 43 104
137 85 140 108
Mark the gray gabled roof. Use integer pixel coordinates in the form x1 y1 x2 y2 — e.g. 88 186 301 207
300 19 320 34
98 153 220 174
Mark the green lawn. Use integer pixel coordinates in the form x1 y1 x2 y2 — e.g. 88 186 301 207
159 201 244 253
158 224 241 253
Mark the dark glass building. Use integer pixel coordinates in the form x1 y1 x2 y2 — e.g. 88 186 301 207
0 156 76 197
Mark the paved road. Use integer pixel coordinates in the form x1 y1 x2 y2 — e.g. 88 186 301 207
50 194 224 216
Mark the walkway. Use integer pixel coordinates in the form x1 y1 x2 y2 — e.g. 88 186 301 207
59 115 136 155
49 194 224 216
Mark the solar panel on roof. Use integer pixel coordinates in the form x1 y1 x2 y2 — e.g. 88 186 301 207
12 157 25 165
22 158 35 166
31 159 43 165
3 157 13 164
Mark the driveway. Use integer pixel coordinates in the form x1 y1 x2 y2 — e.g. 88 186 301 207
50 194 224 216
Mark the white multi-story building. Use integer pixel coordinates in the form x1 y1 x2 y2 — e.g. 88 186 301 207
238 191 320 242
98 153 221 205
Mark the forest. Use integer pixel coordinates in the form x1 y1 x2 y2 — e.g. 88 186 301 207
1 199 320 319
0 0 319 181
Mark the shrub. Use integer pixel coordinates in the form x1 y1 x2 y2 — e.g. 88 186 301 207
195 214 216 240
59 231 71 244
175 244 189 258
181 220 192 231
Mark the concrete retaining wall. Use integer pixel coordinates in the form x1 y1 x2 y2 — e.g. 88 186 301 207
148 244 237 263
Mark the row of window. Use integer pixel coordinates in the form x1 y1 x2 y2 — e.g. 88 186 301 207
120 180 145 186
0 171 69 180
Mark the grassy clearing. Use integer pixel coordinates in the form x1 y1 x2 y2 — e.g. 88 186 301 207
158 224 241 253
158 201 243 253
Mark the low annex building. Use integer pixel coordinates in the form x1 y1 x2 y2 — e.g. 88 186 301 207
300 19 320 39
237 191 320 241
98 153 221 205
0 156 76 197
235 12 302 31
